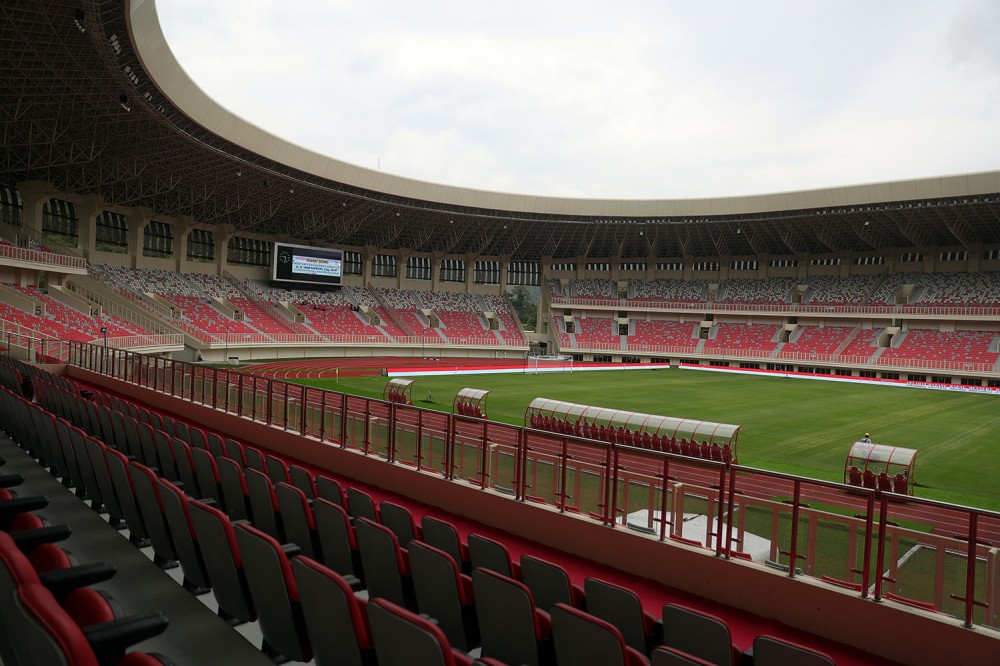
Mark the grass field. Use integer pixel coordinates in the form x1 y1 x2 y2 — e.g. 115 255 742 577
285 368 1000 511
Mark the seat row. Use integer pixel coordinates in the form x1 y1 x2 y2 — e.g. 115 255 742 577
13 360 836 666
0 391 174 664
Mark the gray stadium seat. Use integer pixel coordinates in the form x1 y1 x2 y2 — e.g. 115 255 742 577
408 540 479 651
520 554 585 611
662 603 741 666
472 567 553 666
354 517 416 609
585 577 661 654
550 602 649 666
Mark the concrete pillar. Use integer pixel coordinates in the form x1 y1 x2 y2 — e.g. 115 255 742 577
174 221 192 273
73 195 103 260
214 225 235 274
126 212 151 267
15 180 57 237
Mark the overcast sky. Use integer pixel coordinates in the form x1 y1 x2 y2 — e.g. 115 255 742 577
157 0 1000 200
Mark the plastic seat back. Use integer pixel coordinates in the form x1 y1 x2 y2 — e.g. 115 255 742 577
190 447 222 502
468 533 515 578
216 457 250 521
472 567 551 666
380 500 418 548
368 597 465 666
409 540 477 651
275 482 318 559
287 465 317 499
128 461 177 567
234 523 311 663
103 447 148 543
421 515 468 571
662 603 737 666
355 517 414 609
188 500 256 624
346 486 378 522
585 577 658 654
265 454 289 485
245 468 283 541
551 603 646 666
650 646 716 666
752 636 834 666
291 556 374 666
315 475 345 508
520 554 582 611
314 498 362 581
169 437 199 498
157 477 210 593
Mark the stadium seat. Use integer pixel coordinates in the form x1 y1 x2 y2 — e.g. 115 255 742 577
354 517 416 609
380 500 421 549
848 466 862 486
367 597 474 666
233 523 312 663
471 567 553 666
187 500 256 625
275 482 321 559
287 465 317 499
315 475 347 508
215 457 250 521
662 603 742 666
244 468 284 542
127 462 178 570
156 477 211 594
313 498 363 585
103 448 150 547
290 556 376 666
168 438 199 500
151 430 178 484
550 602 649 666
650 645 717 665
83 437 125 529
520 554 585 612
751 635 834 666
190 447 222 503
346 486 379 522
264 454 289 486
421 515 470 573
408 540 479 651
584 577 661 654
12 583 171 666
223 439 246 467
468 533 520 580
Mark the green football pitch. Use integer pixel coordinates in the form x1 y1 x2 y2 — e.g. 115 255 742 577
285 369 1000 512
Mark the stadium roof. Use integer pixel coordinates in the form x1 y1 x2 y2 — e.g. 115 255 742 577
2 0 1000 260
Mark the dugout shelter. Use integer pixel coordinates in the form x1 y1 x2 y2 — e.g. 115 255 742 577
384 378 414 405
524 397 741 463
844 441 917 495
452 388 490 419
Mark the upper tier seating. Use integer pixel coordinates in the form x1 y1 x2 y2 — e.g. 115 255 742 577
628 279 708 303
701 323 781 355
804 275 880 306
573 279 617 299
716 278 795 305
908 272 1000 307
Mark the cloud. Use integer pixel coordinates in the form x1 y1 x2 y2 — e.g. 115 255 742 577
156 0 1000 199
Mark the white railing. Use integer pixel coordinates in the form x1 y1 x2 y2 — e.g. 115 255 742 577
98 334 185 350
0 242 87 270
549 295 1000 317
561 341 996 374
63 281 181 337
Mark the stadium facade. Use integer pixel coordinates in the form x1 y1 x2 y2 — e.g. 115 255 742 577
2 2 999 665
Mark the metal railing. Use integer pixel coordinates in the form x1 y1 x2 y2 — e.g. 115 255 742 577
549 295 1000 317
0 241 87 270
59 340 1000 632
